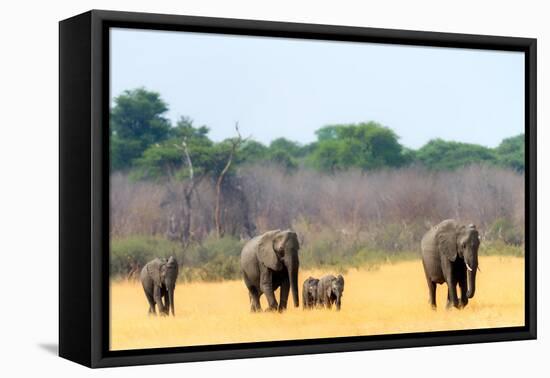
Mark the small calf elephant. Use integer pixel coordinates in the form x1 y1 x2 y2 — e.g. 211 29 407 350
302 277 320 309
317 274 345 311
140 256 179 316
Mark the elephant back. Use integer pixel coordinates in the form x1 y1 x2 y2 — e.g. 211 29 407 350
144 258 165 286
422 219 458 262
240 233 266 280
317 275 336 297
241 230 283 272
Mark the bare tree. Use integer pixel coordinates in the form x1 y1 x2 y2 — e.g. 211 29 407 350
111 164 525 249
174 137 203 245
214 123 244 238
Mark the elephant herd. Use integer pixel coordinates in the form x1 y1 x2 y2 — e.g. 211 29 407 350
303 275 345 310
140 219 481 316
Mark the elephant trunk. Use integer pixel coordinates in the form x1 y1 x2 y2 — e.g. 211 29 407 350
335 294 342 311
287 255 299 308
169 287 175 316
466 268 477 298
466 265 477 298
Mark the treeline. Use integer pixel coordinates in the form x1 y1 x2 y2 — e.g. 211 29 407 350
111 88 525 176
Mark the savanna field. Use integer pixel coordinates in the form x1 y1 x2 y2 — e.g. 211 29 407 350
110 255 524 350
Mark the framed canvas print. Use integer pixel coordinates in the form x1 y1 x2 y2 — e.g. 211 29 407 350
59 10 537 368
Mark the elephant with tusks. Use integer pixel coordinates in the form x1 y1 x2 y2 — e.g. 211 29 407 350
421 219 480 309
240 229 300 312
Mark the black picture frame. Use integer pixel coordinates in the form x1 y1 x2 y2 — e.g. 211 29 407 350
59 9 537 368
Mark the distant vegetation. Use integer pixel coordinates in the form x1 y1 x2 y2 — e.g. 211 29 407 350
109 88 525 280
111 88 525 176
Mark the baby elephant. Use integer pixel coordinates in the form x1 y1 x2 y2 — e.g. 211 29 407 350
302 277 320 309
317 274 345 311
140 256 179 316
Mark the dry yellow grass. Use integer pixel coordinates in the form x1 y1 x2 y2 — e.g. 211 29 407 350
110 255 524 351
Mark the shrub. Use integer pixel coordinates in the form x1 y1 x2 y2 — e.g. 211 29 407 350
111 234 244 282
487 217 524 245
182 235 244 265
110 236 183 277
480 240 524 257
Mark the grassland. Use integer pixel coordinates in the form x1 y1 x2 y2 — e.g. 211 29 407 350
110 255 524 351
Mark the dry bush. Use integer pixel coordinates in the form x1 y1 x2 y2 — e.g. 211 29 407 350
110 164 525 253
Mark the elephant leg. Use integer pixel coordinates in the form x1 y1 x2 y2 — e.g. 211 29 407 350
248 288 262 312
458 275 469 308
260 269 278 311
445 280 459 309
278 274 290 312
427 280 437 309
154 285 166 316
243 273 261 312
162 289 170 315
144 289 156 315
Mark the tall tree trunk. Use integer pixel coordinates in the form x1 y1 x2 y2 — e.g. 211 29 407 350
178 138 196 246
181 191 192 245
214 123 243 238
215 154 233 238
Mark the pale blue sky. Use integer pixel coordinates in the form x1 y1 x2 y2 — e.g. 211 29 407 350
110 28 524 149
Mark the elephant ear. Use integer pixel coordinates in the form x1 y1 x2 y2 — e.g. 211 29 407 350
146 258 163 286
258 230 283 271
436 220 458 262
273 230 297 253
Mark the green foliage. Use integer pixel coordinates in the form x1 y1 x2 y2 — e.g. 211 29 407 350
110 88 171 170
109 87 524 177
298 232 419 271
238 140 269 164
487 217 524 245
415 139 496 170
183 235 243 264
268 150 298 171
110 236 182 276
309 122 408 171
110 235 244 282
269 138 306 157
133 117 216 179
495 134 525 171
479 240 524 257
180 256 241 282
238 138 302 171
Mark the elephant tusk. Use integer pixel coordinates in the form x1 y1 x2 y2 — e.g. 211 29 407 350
466 263 473 272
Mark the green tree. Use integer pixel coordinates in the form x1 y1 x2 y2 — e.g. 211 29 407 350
495 134 524 171
416 139 496 170
237 140 269 165
309 122 408 172
134 117 215 179
269 138 305 157
110 88 171 170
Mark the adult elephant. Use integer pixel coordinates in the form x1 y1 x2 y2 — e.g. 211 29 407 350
240 229 300 312
421 219 480 309
140 256 179 316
